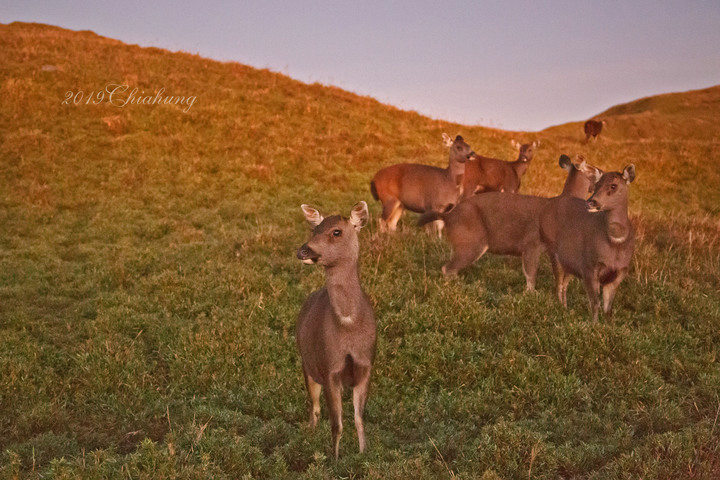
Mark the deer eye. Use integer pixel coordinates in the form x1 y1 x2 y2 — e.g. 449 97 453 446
332 229 342 237
610 184 617 190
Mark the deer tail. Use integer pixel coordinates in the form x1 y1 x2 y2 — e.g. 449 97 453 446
370 180 379 201
417 206 452 227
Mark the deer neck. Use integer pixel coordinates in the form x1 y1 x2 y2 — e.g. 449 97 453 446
562 171 590 198
447 158 465 180
512 159 529 179
447 159 466 195
325 262 364 324
602 202 631 244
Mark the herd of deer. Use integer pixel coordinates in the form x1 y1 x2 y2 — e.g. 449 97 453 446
295 126 633 458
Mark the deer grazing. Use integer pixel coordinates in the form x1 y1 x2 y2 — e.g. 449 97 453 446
461 140 539 198
418 154 603 290
295 201 376 459
584 119 607 142
370 133 476 233
539 165 636 321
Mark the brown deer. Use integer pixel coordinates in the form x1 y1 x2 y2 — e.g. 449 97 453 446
370 133 476 233
295 201 376 459
584 119 607 142
418 155 602 290
461 139 539 198
539 165 636 321
539 155 604 255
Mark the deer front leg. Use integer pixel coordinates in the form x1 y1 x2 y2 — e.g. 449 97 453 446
583 269 601 322
602 268 628 318
324 373 343 459
550 254 571 307
303 369 322 429
352 364 372 453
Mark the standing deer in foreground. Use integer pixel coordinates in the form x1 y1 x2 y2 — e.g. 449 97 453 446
370 133 476 233
296 201 376 459
461 139 539 198
417 155 603 290
540 165 636 321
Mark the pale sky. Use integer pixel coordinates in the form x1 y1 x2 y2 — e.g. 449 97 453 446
3 0 719 131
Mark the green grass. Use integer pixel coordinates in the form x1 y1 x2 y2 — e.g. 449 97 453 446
1 21 720 478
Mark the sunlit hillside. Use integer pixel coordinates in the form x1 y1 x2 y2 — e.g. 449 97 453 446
1 22 719 479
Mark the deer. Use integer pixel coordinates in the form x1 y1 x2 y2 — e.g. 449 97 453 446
539 165 636 321
370 133 476 233
418 154 603 291
461 139 539 198
584 119 607 142
295 201 376 459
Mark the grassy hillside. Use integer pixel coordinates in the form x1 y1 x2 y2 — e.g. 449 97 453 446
1 22 719 479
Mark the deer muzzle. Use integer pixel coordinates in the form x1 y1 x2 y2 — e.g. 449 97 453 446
586 199 600 213
297 244 320 264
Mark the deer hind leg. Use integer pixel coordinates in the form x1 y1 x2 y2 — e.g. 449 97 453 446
303 370 322 429
521 245 544 292
559 271 572 308
384 201 404 232
423 219 445 239
324 373 344 459
351 363 372 453
602 269 627 318
442 242 488 276
379 199 402 233
434 219 444 238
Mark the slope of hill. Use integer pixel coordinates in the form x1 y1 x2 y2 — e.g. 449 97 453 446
600 85 720 139
545 85 720 141
1 22 719 478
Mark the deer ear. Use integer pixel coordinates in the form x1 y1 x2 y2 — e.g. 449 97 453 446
349 201 369 230
593 168 604 183
533 140 540 148
301 204 324 227
511 139 519 149
559 154 572 171
622 164 636 184
442 133 453 147
574 154 590 172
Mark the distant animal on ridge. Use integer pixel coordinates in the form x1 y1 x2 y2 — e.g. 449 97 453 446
418 154 603 290
539 165 636 321
584 119 607 142
461 140 539 198
296 201 376 459
370 133 476 233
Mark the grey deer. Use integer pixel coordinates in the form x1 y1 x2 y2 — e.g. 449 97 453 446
296 201 376 459
418 154 603 291
540 165 636 321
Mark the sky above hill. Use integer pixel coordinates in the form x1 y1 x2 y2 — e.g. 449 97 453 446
3 0 720 131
